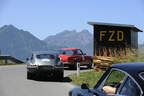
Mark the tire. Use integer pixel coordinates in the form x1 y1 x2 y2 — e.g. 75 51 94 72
70 63 77 70
27 72 33 79
69 91 72 96
54 71 64 81
87 64 92 69
69 65 74 70
59 71 64 81
87 61 93 69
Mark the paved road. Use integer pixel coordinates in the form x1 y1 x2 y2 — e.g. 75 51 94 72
0 65 91 96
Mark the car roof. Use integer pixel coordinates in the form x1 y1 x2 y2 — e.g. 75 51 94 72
112 62 144 73
32 51 58 55
60 48 80 50
111 62 144 91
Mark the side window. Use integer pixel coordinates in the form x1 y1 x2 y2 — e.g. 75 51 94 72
119 77 141 96
74 50 83 55
102 70 126 95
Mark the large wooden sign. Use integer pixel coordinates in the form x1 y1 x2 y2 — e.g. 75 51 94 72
94 25 131 47
88 22 142 68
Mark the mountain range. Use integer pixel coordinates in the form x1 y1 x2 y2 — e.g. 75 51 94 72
0 25 93 61
43 30 93 55
1 25 142 61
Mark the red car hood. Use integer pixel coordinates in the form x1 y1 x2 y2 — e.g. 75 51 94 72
59 55 91 62
59 55 81 62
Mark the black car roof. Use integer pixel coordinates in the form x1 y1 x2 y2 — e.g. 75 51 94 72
112 62 144 73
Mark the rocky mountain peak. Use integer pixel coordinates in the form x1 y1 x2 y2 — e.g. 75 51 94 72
0 25 19 33
1 24 17 30
56 30 77 36
44 29 93 55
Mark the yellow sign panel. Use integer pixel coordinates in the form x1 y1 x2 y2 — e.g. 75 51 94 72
100 31 124 41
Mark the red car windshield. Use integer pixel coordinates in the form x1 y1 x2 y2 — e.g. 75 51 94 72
59 50 83 55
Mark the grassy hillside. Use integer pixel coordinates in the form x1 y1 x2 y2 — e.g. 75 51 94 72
113 49 144 64
0 61 25 66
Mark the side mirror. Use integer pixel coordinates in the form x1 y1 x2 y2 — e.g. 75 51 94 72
26 58 29 61
81 83 89 89
56 57 61 62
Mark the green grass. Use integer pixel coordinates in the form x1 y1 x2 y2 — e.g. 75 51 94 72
68 70 125 88
68 71 104 88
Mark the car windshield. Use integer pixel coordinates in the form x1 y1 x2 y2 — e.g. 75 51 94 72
36 54 55 59
73 50 83 55
59 50 83 55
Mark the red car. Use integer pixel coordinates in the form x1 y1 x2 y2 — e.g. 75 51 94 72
59 48 93 69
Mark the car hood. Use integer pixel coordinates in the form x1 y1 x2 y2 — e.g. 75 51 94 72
59 55 84 62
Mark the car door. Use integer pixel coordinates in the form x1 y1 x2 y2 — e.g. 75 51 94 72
95 68 127 96
95 68 143 96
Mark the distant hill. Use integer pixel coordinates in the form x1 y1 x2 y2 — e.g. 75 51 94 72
0 25 61 61
44 30 93 55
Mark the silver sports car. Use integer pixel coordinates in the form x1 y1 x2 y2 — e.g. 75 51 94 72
26 51 64 80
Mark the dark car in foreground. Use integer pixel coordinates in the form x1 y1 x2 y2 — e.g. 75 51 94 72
69 63 144 96
26 51 64 80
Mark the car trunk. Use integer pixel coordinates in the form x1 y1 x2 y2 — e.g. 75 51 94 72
36 59 56 66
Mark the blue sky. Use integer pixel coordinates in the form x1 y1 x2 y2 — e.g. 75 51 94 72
0 0 144 44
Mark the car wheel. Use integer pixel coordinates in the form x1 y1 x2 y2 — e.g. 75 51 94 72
27 72 33 79
59 71 64 81
54 71 64 81
69 65 74 70
70 63 78 70
68 91 72 96
87 61 93 69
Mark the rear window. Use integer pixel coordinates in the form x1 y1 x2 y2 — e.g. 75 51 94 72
36 54 55 59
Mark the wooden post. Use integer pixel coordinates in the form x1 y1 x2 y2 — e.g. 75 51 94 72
99 48 101 56
103 47 107 56
114 47 117 56
109 48 112 57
